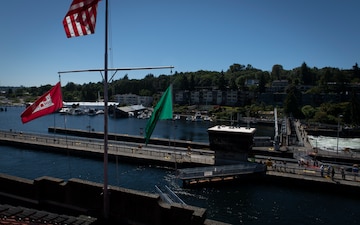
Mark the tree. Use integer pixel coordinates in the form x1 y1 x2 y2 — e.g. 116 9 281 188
64 82 79 92
246 64 253 70
228 63 245 73
236 76 246 90
198 74 213 87
189 74 195 91
229 77 237 90
6 88 13 98
218 71 226 91
283 85 302 118
179 74 189 90
300 62 314 85
81 82 101 101
15 88 26 97
352 62 360 80
301 105 316 120
257 72 268 93
349 89 360 125
271 64 283 80
318 68 331 87
314 110 329 123
139 89 152 96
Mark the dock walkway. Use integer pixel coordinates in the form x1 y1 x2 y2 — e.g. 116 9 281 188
177 163 266 186
0 130 214 167
0 204 97 225
1 130 359 189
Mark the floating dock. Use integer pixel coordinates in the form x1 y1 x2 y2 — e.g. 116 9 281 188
177 162 266 187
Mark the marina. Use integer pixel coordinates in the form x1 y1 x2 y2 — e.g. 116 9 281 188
1 0 360 224
1 107 360 224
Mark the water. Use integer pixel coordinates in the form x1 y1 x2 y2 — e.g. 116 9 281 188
308 135 360 152
1 107 360 224
2 106 213 143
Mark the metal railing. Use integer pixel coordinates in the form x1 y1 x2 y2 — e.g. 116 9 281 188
178 163 266 180
0 130 214 165
265 162 359 182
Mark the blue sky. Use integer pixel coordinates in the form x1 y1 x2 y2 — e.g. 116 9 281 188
1 0 359 87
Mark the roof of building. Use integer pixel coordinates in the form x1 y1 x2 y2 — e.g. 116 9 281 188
118 104 147 113
208 125 256 134
63 101 118 107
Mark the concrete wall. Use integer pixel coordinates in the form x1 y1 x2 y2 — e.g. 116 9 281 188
0 173 223 225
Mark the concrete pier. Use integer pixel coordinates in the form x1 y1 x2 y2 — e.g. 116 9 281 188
0 173 228 225
1 127 360 223
0 130 214 168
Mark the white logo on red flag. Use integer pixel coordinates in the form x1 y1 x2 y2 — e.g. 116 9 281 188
21 82 63 124
33 94 54 113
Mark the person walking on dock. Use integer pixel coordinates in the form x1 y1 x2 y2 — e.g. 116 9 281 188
341 167 345 180
320 165 324 177
353 164 359 181
331 167 335 180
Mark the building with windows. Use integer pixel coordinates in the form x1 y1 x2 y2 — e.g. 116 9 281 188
114 93 153 106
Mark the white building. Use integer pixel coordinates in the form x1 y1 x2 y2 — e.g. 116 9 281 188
114 94 152 106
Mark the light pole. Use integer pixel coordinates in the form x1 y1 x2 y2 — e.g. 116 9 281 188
336 114 343 154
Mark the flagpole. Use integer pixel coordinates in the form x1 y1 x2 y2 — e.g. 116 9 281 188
61 1 174 219
103 0 110 219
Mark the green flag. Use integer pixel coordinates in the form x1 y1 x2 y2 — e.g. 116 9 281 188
145 85 173 144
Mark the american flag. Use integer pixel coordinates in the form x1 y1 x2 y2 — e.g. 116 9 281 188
63 0 100 38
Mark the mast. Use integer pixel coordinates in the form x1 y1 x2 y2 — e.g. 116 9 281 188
103 0 109 219
60 0 174 219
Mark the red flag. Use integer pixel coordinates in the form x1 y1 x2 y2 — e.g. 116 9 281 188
21 82 63 124
63 0 100 38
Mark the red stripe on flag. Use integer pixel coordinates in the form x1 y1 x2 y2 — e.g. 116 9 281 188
63 0 99 38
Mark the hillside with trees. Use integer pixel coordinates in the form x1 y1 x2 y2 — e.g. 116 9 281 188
2 62 360 126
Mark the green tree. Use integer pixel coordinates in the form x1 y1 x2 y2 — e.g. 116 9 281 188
283 85 302 118
81 82 101 101
300 62 312 85
179 74 189 90
189 74 195 91
235 76 246 90
301 105 316 120
229 77 237 90
257 72 268 93
318 68 331 88
349 90 360 125
352 62 359 80
271 64 283 80
218 71 226 91
15 88 25 97
5 88 14 98
198 74 213 87
139 89 152 96
314 111 329 123
228 63 245 73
